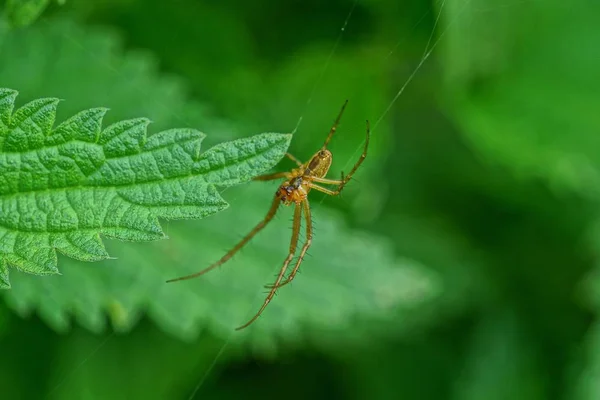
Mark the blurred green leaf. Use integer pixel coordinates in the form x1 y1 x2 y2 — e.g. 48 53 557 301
4 0 61 27
572 232 600 400
442 0 600 197
0 17 228 137
47 324 224 400
570 320 600 400
5 184 443 345
0 88 290 287
452 311 547 400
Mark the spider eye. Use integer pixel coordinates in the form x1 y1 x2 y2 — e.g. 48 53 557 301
318 150 327 157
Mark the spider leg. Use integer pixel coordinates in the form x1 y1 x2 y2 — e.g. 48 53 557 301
265 198 312 290
307 177 343 185
285 152 303 167
166 194 281 283
235 202 303 330
336 120 370 191
322 100 349 149
306 183 338 196
253 172 291 181
253 154 301 182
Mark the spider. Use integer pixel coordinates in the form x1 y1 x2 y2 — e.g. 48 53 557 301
166 100 370 330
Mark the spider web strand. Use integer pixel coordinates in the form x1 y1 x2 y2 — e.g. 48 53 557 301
291 0 359 135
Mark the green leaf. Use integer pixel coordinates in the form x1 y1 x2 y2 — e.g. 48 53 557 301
572 232 600 400
0 17 229 138
441 0 600 197
569 320 600 400
0 88 291 287
452 311 547 400
46 326 225 400
4 0 56 27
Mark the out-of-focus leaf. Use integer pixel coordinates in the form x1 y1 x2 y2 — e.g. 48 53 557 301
5 0 51 27
572 231 600 400
0 17 228 138
47 324 225 400
5 184 443 345
452 311 547 400
441 0 600 198
570 320 600 400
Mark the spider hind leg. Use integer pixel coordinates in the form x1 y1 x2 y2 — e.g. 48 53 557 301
166 194 281 283
264 199 313 291
235 200 305 330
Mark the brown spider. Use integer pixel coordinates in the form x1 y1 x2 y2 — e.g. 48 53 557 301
166 100 370 330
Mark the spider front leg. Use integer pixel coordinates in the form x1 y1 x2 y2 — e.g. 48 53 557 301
285 152 303 167
306 183 340 196
235 201 304 330
252 153 300 182
166 194 281 283
253 171 291 181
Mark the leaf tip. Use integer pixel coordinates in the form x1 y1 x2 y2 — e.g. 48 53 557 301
0 87 19 97
140 117 153 131
42 97 62 106
137 117 153 128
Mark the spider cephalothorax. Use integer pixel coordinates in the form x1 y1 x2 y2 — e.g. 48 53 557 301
278 176 306 205
167 100 370 330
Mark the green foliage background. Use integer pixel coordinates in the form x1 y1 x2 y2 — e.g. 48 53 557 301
1 0 599 398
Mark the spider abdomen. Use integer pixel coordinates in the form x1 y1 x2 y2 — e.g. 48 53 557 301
305 149 333 178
